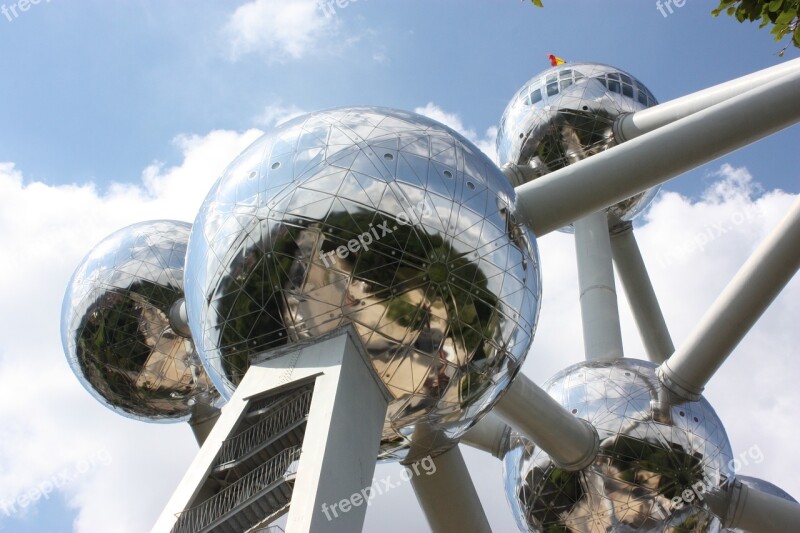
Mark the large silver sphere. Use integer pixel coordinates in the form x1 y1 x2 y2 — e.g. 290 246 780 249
724 476 797 533
185 106 541 460
503 359 733 532
497 63 660 231
61 221 219 422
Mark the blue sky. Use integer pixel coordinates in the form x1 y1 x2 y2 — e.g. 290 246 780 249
1 0 797 194
0 1 798 532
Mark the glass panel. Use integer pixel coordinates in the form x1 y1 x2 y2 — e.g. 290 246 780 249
530 88 543 104
560 79 573 91
622 83 633 98
546 82 559 96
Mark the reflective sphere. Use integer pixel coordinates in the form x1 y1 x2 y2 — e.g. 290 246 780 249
724 476 797 533
61 221 219 422
185 106 541 460
503 359 733 532
497 63 660 231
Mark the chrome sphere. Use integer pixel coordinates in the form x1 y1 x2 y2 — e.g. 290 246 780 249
185 107 541 460
497 63 660 231
503 359 733 532
61 221 219 422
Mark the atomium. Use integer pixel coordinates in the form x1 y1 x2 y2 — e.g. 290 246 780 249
497 63 660 230
502 358 733 532
61 220 219 422
183 106 541 460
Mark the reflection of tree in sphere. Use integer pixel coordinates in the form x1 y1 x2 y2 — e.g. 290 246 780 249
61 221 219 422
497 63 661 230
503 359 733 532
184 107 541 460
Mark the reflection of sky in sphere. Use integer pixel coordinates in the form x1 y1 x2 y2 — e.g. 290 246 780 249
184 107 541 461
61 220 219 423
497 63 661 229
503 359 733 532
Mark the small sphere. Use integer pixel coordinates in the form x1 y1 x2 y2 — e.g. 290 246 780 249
503 359 733 532
497 63 661 231
61 221 219 422
184 107 542 460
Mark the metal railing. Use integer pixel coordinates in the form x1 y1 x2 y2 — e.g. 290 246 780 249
173 447 301 533
216 388 312 467
246 386 311 417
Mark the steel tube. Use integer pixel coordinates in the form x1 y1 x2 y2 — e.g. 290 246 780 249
494 372 599 471
574 211 624 361
459 412 511 459
615 58 800 142
610 222 674 363
408 445 491 533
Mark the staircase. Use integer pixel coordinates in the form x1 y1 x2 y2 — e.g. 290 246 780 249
171 385 313 533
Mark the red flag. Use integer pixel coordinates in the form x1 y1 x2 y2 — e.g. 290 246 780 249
549 54 566 67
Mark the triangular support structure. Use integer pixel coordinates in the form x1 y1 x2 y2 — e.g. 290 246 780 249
152 326 391 533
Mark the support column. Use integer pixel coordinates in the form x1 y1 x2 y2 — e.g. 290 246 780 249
409 445 491 533
574 211 624 362
152 327 390 533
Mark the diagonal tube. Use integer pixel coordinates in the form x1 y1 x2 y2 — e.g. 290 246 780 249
659 198 800 400
493 372 599 471
610 222 674 364
515 68 800 237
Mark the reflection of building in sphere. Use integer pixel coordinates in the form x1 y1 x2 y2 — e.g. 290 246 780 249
497 63 660 230
61 221 219 422
503 359 733 532
184 107 541 460
724 476 798 533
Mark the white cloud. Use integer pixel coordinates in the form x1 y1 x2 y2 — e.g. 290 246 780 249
0 129 261 533
222 0 336 62
413 103 499 163
0 126 797 533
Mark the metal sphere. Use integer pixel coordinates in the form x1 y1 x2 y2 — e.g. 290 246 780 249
61 220 220 422
184 106 541 460
497 63 660 231
503 359 733 532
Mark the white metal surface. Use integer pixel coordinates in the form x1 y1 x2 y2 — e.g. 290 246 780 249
706 479 800 532
152 328 390 533
409 445 491 533
610 222 674 363
574 211 624 362
494 372 599 471
459 412 510 459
